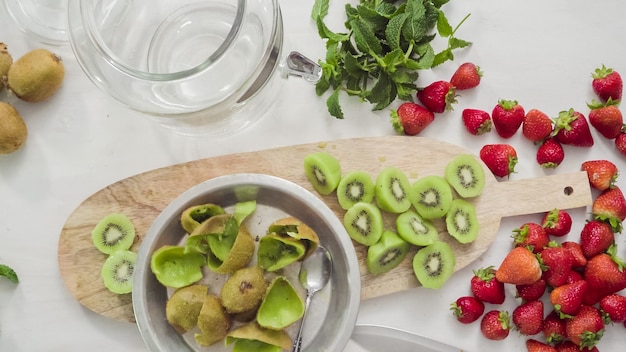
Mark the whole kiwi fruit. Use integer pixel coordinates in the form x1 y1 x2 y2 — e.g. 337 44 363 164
0 42 12 88
7 48 65 102
0 102 27 154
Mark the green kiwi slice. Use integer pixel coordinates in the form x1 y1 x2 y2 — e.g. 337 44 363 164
194 295 231 347
409 175 453 219
150 245 206 288
303 152 342 195
395 209 438 246
445 199 479 244
257 234 307 271
412 241 456 289
375 167 412 213
91 213 136 255
165 284 208 334
336 170 375 210
445 154 486 198
101 249 136 294
343 202 384 246
221 266 268 314
180 203 225 233
226 322 292 351
256 276 304 330
367 230 410 275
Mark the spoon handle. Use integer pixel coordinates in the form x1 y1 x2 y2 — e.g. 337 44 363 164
291 290 314 352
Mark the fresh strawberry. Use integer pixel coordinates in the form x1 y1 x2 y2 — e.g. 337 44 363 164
523 109 553 143
591 186 626 232
542 310 568 344
555 341 599 352
512 222 549 254
471 266 505 304
564 269 584 285
536 138 564 169
526 338 557 352
462 108 492 135
583 245 626 305
516 279 547 303
512 300 544 335
581 159 619 191
495 246 542 285
450 62 482 90
390 102 435 135
550 280 588 318
599 293 626 323
579 220 615 258
492 99 525 138
616 130 626 156
450 296 485 324
479 144 518 178
417 80 457 113
540 242 575 288
480 310 511 340
592 64 623 102
565 305 605 349
552 109 594 147
561 241 587 269
541 209 573 237
587 99 624 139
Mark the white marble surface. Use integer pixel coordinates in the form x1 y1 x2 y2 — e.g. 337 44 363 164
1 0 625 351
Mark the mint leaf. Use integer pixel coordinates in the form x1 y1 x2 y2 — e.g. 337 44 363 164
0 264 18 284
385 12 409 51
327 89 344 119
367 73 396 110
436 10 453 37
431 0 451 8
311 0 329 20
350 18 383 55
402 0 427 42
449 37 472 50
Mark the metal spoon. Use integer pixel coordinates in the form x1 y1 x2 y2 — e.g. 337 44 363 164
291 245 332 352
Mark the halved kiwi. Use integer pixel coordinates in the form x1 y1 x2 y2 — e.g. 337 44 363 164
101 249 136 294
367 230 410 275
445 199 479 244
445 154 486 198
91 213 136 255
165 284 208 334
409 175 453 219
303 152 342 195
256 276 304 330
375 167 412 213
395 209 438 246
343 202 384 246
412 241 456 289
336 170 375 210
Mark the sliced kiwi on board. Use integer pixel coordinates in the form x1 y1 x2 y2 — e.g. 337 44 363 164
445 154 486 198
91 213 136 255
375 167 412 213
409 175 453 219
221 266 268 314
336 170 375 210
343 201 384 246
412 241 456 289
303 152 342 195
150 245 206 288
226 322 292 351
395 209 438 246
256 276 304 330
165 284 208 334
194 295 231 347
101 249 136 294
367 230 410 275
445 199 479 244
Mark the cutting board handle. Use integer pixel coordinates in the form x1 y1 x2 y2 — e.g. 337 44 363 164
489 171 592 218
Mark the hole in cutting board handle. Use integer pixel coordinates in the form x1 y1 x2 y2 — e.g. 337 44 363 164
564 186 574 196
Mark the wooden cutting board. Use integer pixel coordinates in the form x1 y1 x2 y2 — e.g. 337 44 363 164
58 136 592 323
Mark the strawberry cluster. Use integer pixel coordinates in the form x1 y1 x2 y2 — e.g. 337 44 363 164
450 160 626 351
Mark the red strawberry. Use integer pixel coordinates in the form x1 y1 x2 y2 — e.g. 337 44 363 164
565 305 605 349
512 300 544 335
450 296 485 324
541 209 573 237
492 99 525 138
516 279 547 302
552 109 594 147
523 109 553 143
587 99 623 139
480 310 510 340
471 266 505 304
461 108 492 135
581 159 619 191
591 186 626 232
599 293 626 323
512 222 549 254
564 269 584 285
526 338 557 352
583 245 626 305
540 243 575 288
561 241 587 269
450 62 482 90
550 280 588 317
536 138 564 169
496 246 543 285
542 310 567 344
555 341 599 352
616 130 626 156
579 220 615 258
417 80 457 113
479 144 518 178
390 102 435 135
592 64 623 102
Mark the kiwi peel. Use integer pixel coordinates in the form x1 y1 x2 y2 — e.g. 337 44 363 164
221 266 267 314
226 322 292 351
194 295 231 346
150 245 206 288
256 276 304 330
180 203 225 233
165 284 208 334
367 230 410 275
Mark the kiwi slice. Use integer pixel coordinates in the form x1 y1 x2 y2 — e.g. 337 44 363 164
166 284 208 334
101 249 136 294
336 170 375 210
226 322 292 351
409 175 453 219
221 266 268 314
180 203 225 233
412 241 456 289
150 245 206 288
194 295 231 347
256 276 304 330
445 199 479 244
395 209 438 246
445 154 486 198
375 167 412 213
303 152 342 195
343 202 384 246
367 230 410 275
91 213 136 255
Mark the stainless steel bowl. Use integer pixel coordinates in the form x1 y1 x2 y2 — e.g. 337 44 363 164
133 173 361 352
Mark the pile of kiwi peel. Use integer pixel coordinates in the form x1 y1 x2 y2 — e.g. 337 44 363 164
148 201 317 350
303 152 485 289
